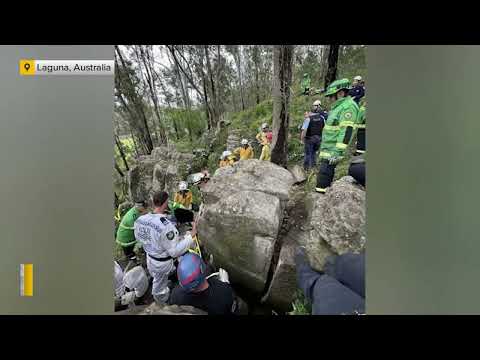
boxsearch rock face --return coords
[304,176,366,272]
[262,176,366,311]
[288,165,307,184]
[198,159,295,294]
[140,303,207,315]
[226,131,241,152]
[206,160,294,205]
[127,146,194,202]
[261,235,297,311]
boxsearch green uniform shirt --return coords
[320,96,360,159]
[357,105,366,127]
[116,207,140,247]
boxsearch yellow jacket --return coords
[233,146,254,160]
[219,158,235,168]
[173,190,193,209]
[256,132,268,145]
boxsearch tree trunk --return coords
[204,45,220,126]
[137,45,168,145]
[271,45,294,167]
[252,46,261,104]
[114,46,154,154]
[324,44,340,88]
[235,46,246,111]
[114,161,124,178]
[115,134,129,171]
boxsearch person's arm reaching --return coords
[162,225,194,258]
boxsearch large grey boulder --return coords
[261,235,297,311]
[127,147,193,203]
[205,160,294,204]
[128,159,157,202]
[262,177,366,310]
[198,160,295,294]
[305,176,366,272]
[200,190,282,293]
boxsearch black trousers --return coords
[356,128,366,154]
[348,162,365,187]
[316,160,336,191]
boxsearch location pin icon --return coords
[24,63,30,72]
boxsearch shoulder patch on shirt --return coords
[166,231,175,241]
[160,217,169,225]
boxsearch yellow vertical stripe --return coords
[21,264,33,296]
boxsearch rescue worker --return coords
[115,199,149,260]
[114,261,150,311]
[256,123,272,161]
[316,78,360,193]
[301,72,311,95]
[355,100,366,155]
[219,150,235,167]
[295,247,365,315]
[349,75,365,104]
[301,100,328,171]
[173,181,193,210]
[233,139,254,160]
[169,253,238,315]
[134,191,196,304]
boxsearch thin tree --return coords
[271,45,294,167]
[324,44,340,88]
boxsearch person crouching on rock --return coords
[233,139,254,160]
[169,253,239,315]
[173,181,193,210]
[116,199,149,261]
[134,191,197,304]
[219,150,235,167]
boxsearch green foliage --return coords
[288,289,312,315]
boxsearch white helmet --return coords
[354,75,362,81]
[261,123,268,130]
[313,100,321,106]
[178,181,188,191]
[221,150,231,159]
[241,139,249,145]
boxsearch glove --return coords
[218,268,230,283]
[121,291,136,305]
[328,156,343,165]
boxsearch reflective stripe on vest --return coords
[339,121,355,127]
[115,238,137,247]
[324,125,340,131]
[119,223,134,230]
[355,124,366,129]
[319,151,332,158]
[336,143,348,150]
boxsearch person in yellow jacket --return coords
[173,181,193,210]
[233,139,254,160]
[219,150,236,168]
[256,123,272,161]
